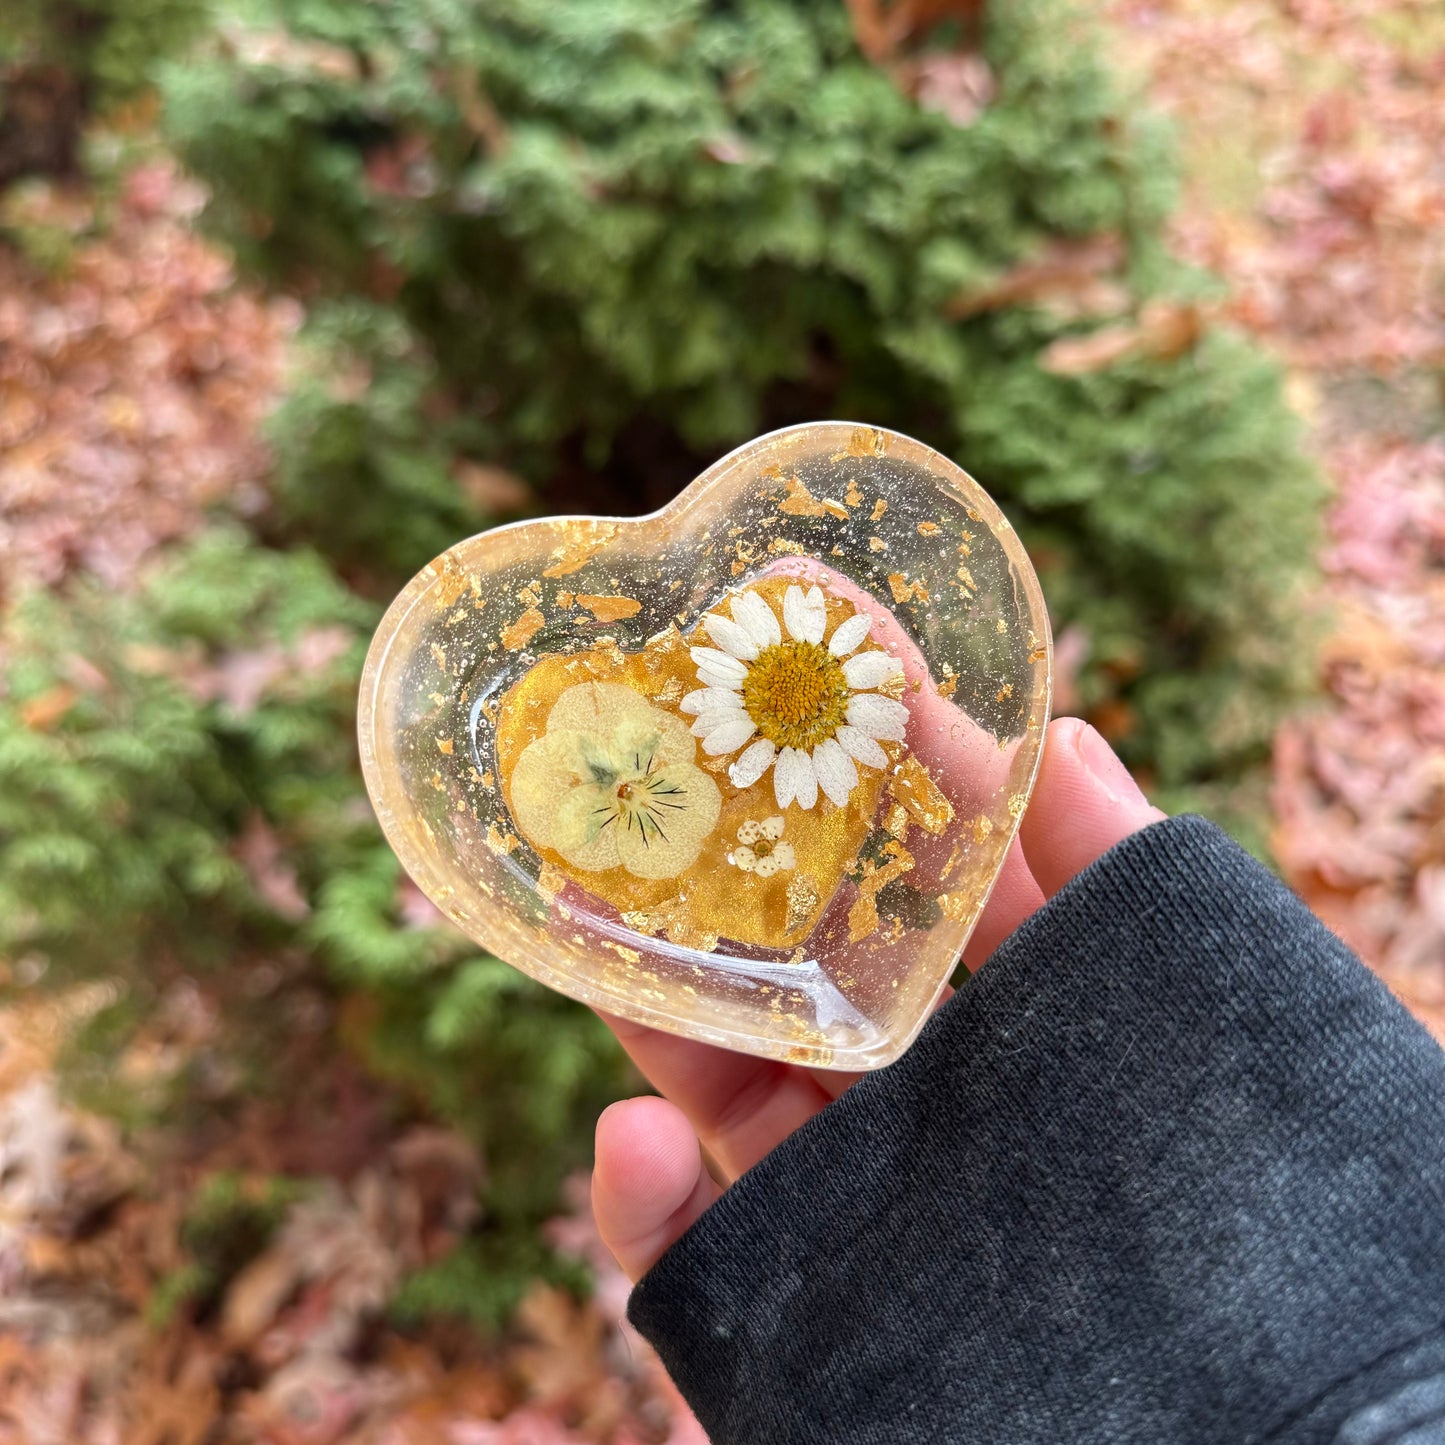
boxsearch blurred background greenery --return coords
[1,0,1438,1438]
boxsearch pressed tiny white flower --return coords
[729,815,796,879]
[680,583,908,811]
[509,682,721,880]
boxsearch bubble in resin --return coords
[358,422,1052,1070]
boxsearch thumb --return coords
[1019,716,1167,899]
[593,1096,721,1282]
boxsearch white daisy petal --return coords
[760,816,785,841]
[702,716,758,755]
[755,854,781,878]
[792,750,819,809]
[691,707,750,739]
[773,745,804,808]
[843,650,903,690]
[733,846,757,872]
[781,585,810,643]
[731,590,782,650]
[801,586,828,644]
[836,724,889,770]
[811,737,858,807]
[729,738,777,789]
[781,583,827,645]
[702,613,760,661]
[680,687,743,716]
[772,841,796,869]
[689,646,748,683]
[846,693,909,742]
[828,612,872,657]
[696,666,747,690]
[737,819,762,844]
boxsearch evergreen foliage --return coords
[0,529,370,972]
[0,530,632,1299]
[161,0,1322,810]
[0,0,206,186]
[0,0,205,104]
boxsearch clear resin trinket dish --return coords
[358,423,1051,1070]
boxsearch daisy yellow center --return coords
[741,640,849,751]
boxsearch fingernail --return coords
[1074,722,1150,807]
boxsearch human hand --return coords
[592,716,1166,1281]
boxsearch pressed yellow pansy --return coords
[508,682,721,880]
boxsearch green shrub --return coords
[0,0,207,187]
[0,529,630,1273]
[161,0,1321,811]
[262,299,494,580]
[0,0,207,106]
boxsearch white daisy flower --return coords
[680,583,908,811]
[729,815,796,878]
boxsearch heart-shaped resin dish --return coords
[359,422,1051,1070]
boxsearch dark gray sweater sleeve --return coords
[627,815,1445,1445]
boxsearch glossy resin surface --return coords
[359,423,1052,1069]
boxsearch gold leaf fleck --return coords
[997,683,1014,702]
[847,841,915,942]
[784,873,821,936]
[767,537,807,555]
[436,736,455,755]
[870,497,888,522]
[486,823,520,854]
[917,521,941,536]
[542,524,619,578]
[433,554,470,607]
[621,896,719,953]
[890,755,955,835]
[888,572,930,605]
[844,479,864,508]
[847,892,879,944]
[535,862,568,903]
[973,814,994,843]
[778,474,850,520]
[884,801,911,840]
[938,891,976,922]
[869,536,888,553]
[576,593,642,623]
[501,607,546,651]
[849,427,888,459]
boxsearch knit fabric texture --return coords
[628,815,1445,1444]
